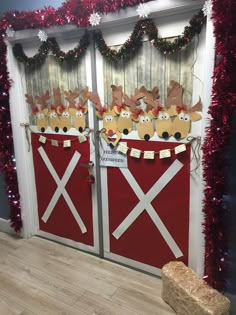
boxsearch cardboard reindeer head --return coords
[89,91,121,147]
[25,91,50,132]
[49,87,62,133]
[112,85,133,135]
[146,86,177,140]
[127,87,153,141]
[67,87,89,133]
[168,81,202,140]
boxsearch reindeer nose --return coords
[144,134,150,141]
[108,129,114,136]
[123,129,129,135]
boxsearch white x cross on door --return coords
[112,159,183,258]
[38,146,87,234]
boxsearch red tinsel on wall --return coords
[202,0,236,291]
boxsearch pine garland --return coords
[12,31,90,66]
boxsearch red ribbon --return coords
[152,103,163,116]
[132,108,144,120]
[32,107,39,115]
[176,104,187,113]
[97,106,108,116]
[116,103,126,113]
[76,104,87,113]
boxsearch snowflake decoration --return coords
[202,0,212,17]
[89,12,101,27]
[6,27,15,38]
[38,30,48,42]
[136,3,151,19]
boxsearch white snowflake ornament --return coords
[6,27,15,38]
[38,30,48,42]
[89,12,101,27]
[136,3,151,19]
[202,0,212,17]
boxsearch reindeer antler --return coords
[35,90,50,110]
[25,94,38,114]
[166,80,183,108]
[143,86,161,112]
[189,97,202,112]
[124,87,144,113]
[79,86,89,106]
[64,87,79,108]
[89,92,107,116]
[111,85,123,107]
[53,87,63,107]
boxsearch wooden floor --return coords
[0,232,175,315]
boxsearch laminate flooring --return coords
[0,232,175,315]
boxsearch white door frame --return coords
[5,0,215,275]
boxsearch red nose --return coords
[108,129,114,136]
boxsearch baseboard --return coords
[0,218,14,235]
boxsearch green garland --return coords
[12,10,205,66]
[12,31,90,66]
[94,9,206,62]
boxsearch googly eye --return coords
[158,113,164,120]
[184,114,190,121]
[164,112,170,120]
[140,116,145,123]
[121,111,126,118]
[126,112,130,118]
[76,111,83,117]
[178,112,184,120]
[105,115,113,122]
[145,116,150,123]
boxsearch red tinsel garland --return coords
[202,0,236,291]
[0,0,153,232]
[0,31,22,232]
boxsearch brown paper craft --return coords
[49,87,62,133]
[25,92,49,132]
[168,81,202,140]
[112,85,133,135]
[89,91,121,148]
[146,85,178,140]
[67,87,88,133]
[129,86,154,141]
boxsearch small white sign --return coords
[174,144,187,154]
[144,151,155,160]
[130,148,142,159]
[39,135,47,144]
[79,135,87,143]
[63,140,71,148]
[100,142,128,168]
[159,149,171,159]
[51,139,59,147]
[117,143,129,155]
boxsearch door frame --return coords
[6,0,215,276]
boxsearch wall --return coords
[0,0,63,15]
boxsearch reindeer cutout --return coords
[49,87,62,133]
[127,87,154,141]
[112,85,133,135]
[25,91,50,132]
[67,87,88,133]
[89,91,121,148]
[168,81,202,140]
[146,86,177,140]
